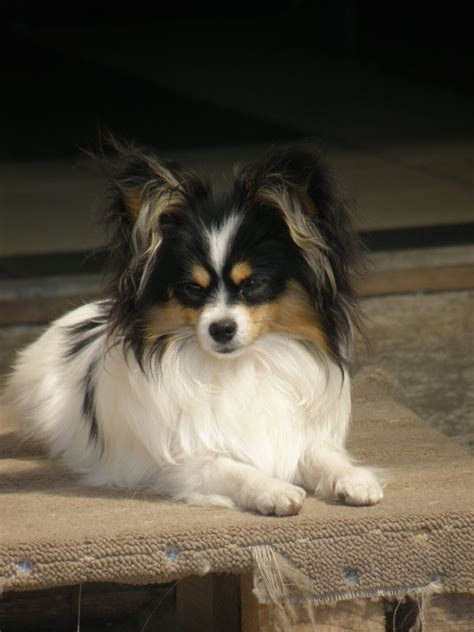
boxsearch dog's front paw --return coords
[335,468,383,506]
[255,481,306,517]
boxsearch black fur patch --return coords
[82,359,99,443]
[63,314,107,359]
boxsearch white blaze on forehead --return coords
[206,214,241,273]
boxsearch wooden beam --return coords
[423,593,473,631]
[0,294,99,325]
[176,575,215,632]
[176,574,240,632]
[240,575,261,632]
[1,265,472,325]
[240,575,386,631]
[0,582,175,631]
[357,265,474,297]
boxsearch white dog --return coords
[5,143,383,515]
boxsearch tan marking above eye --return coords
[191,265,211,288]
[230,261,253,285]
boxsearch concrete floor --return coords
[359,289,474,453]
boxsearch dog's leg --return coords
[159,456,306,516]
[301,445,384,506]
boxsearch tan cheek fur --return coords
[144,298,199,346]
[244,281,329,353]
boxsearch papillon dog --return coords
[5,142,383,516]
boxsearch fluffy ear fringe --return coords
[236,147,366,362]
[87,137,210,349]
[89,137,208,291]
[237,148,363,287]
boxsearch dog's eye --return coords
[239,277,258,297]
[184,282,204,293]
[241,277,256,289]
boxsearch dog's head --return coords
[99,141,362,367]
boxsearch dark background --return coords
[1,0,473,273]
[2,1,473,159]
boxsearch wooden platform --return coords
[1,370,473,630]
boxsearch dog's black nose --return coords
[209,319,237,343]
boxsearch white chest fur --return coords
[97,334,351,484]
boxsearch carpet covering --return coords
[1,369,472,599]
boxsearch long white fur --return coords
[5,300,383,515]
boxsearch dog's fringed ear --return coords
[94,138,208,296]
[99,139,186,250]
[236,148,360,297]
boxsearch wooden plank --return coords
[307,600,386,631]
[176,575,215,632]
[0,294,99,325]
[214,574,241,632]
[357,265,474,297]
[1,265,472,325]
[423,593,473,631]
[240,574,261,632]
[176,574,240,632]
[240,575,385,631]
